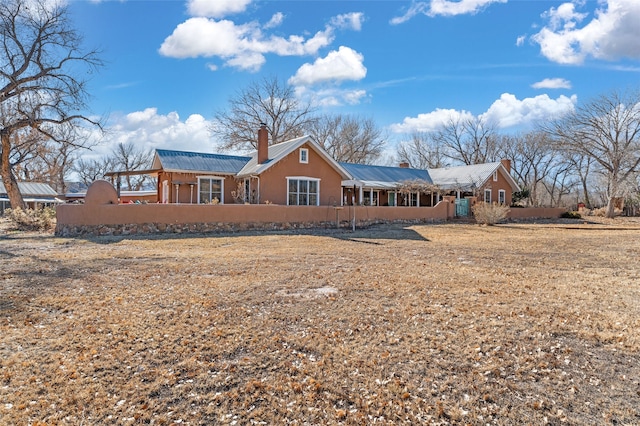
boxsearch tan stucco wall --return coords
[479,169,515,205]
[256,143,344,205]
[507,207,565,219]
[157,171,241,204]
[56,201,452,228]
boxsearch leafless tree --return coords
[73,157,114,187]
[110,142,153,190]
[498,132,559,207]
[546,89,640,218]
[435,115,499,165]
[0,0,103,209]
[396,132,449,169]
[211,76,316,152]
[306,114,385,164]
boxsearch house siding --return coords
[256,143,344,205]
[479,169,513,205]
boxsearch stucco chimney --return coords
[258,123,268,165]
[500,159,511,173]
[399,161,410,168]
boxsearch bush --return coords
[560,211,581,219]
[472,202,510,226]
[6,207,56,231]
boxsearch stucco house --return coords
[125,124,438,208]
[106,126,517,211]
[428,160,519,206]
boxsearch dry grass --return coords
[1,216,640,425]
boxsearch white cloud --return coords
[390,93,577,133]
[289,46,366,86]
[532,0,640,64]
[85,108,215,160]
[264,12,284,29]
[516,35,526,47]
[160,11,361,72]
[390,109,475,133]
[330,12,365,31]
[391,0,506,23]
[293,86,369,108]
[480,93,577,128]
[187,0,251,18]
[531,78,572,89]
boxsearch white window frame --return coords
[498,189,506,205]
[364,190,379,206]
[484,189,492,204]
[287,177,320,206]
[493,170,498,181]
[299,148,309,164]
[197,176,225,204]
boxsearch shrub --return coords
[560,211,581,219]
[6,207,56,231]
[472,202,510,226]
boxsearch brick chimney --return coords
[257,123,268,165]
[500,159,511,173]
[399,161,410,168]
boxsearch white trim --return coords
[197,175,225,204]
[484,189,492,203]
[299,148,309,164]
[498,189,506,205]
[286,176,320,206]
[493,170,498,181]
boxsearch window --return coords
[287,178,319,205]
[484,189,492,204]
[493,171,498,181]
[299,148,309,164]
[498,189,506,205]
[363,191,379,206]
[198,177,224,204]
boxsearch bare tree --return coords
[212,76,316,151]
[73,157,114,187]
[0,0,103,209]
[396,132,449,169]
[109,142,153,190]
[498,132,559,207]
[436,115,498,165]
[306,114,385,164]
[546,89,640,218]
[15,137,78,193]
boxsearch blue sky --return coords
[69,0,640,161]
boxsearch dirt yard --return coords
[1,217,640,425]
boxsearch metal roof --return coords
[428,162,519,191]
[340,163,432,189]
[153,149,251,174]
[0,180,59,197]
[237,136,351,179]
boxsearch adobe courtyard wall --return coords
[55,202,451,236]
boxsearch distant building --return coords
[0,180,63,215]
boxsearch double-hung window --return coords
[287,177,319,206]
[498,189,506,205]
[198,177,224,204]
[484,189,492,204]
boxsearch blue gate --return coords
[455,198,470,216]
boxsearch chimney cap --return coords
[259,122,267,127]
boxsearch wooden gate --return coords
[455,198,470,216]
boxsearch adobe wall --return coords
[55,202,451,236]
[507,207,565,219]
